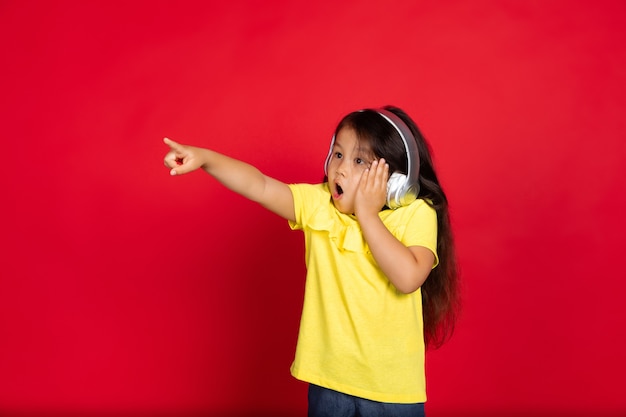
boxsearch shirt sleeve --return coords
[287,183,329,230]
[395,200,439,268]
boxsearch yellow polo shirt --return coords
[287,183,438,404]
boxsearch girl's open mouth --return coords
[332,183,344,200]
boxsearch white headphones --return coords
[324,109,420,209]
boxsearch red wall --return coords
[2,1,625,416]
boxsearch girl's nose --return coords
[335,159,347,176]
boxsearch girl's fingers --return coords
[163,137,193,175]
[369,159,389,186]
[356,159,389,214]
[360,159,389,193]
[163,150,176,166]
[163,137,182,151]
[377,159,389,182]
[361,162,375,187]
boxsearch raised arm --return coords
[163,138,295,221]
[354,159,434,294]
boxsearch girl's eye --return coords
[335,152,343,159]
[355,158,364,165]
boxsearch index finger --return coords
[163,137,183,151]
[376,158,389,180]
[369,159,389,184]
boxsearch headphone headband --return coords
[374,109,420,192]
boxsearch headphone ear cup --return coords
[386,172,408,209]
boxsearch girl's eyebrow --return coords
[334,139,373,158]
[356,147,375,160]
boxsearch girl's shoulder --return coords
[288,182,330,201]
[380,198,437,224]
[287,182,336,231]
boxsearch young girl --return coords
[163,106,459,417]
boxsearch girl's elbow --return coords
[394,273,428,294]
[396,284,420,294]
[394,279,423,294]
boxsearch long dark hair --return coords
[334,105,461,349]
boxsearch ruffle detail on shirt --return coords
[305,205,371,253]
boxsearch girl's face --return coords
[326,127,376,214]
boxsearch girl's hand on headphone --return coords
[163,137,206,176]
[354,158,389,218]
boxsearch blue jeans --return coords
[308,384,426,417]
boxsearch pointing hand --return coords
[163,137,205,176]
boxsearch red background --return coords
[1,1,625,416]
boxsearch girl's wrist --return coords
[355,209,381,225]
[199,148,212,171]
